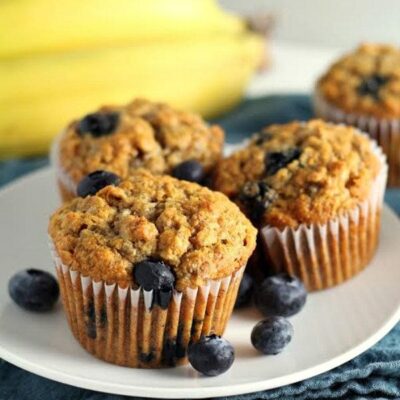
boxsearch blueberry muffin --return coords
[48,170,256,368]
[213,120,387,290]
[314,43,400,186]
[52,98,224,201]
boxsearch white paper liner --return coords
[260,131,388,291]
[48,240,244,368]
[50,130,79,200]
[314,89,400,187]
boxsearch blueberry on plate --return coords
[171,160,205,183]
[77,112,119,137]
[255,273,307,317]
[133,260,175,309]
[8,269,59,312]
[77,170,120,197]
[251,316,293,355]
[188,334,234,376]
[234,272,254,308]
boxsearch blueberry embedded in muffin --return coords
[357,74,390,100]
[238,181,277,223]
[77,170,121,197]
[133,259,175,309]
[264,148,301,176]
[171,160,205,183]
[77,112,120,137]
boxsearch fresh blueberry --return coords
[235,272,254,308]
[77,112,119,137]
[255,273,307,317]
[188,334,234,376]
[133,260,175,309]
[251,316,293,355]
[238,181,277,222]
[358,74,389,99]
[171,160,205,183]
[8,269,59,312]
[77,170,120,197]
[265,148,301,176]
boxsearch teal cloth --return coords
[1,95,399,400]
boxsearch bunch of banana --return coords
[0,0,266,157]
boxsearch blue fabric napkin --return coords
[1,95,399,400]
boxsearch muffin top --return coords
[212,120,383,229]
[56,98,224,186]
[317,43,400,118]
[49,171,256,290]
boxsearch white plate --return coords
[1,167,400,399]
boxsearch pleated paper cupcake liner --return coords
[314,90,400,187]
[50,131,79,202]
[49,241,244,368]
[260,134,388,292]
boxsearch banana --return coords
[0,0,266,157]
[0,0,244,58]
[0,32,264,157]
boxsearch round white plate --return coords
[1,167,400,399]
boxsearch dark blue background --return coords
[1,95,399,400]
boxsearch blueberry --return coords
[77,170,120,197]
[77,112,119,137]
[255,273,307,317]
[358,74,389,99]
[162,338,186,366]
[85,301,107,339]
[171,160,205,183]
[234,272,254,308]
[251,316,293,355]
[140,352,155,363]
[188,334,234,376]
[265,148,301,176]
[253,131,273,145]
[8,269,59,312]
[133,260,175,309]
[238,181,277,222]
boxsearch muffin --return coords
[314,43,400,187]
[213,120,387,291]
[51,98,224,201]
[48,170,256,368]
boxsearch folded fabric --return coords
[0,95,399,400]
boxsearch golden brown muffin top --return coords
[213,120,383,229]
[49,171,257,290]
[57,98,224,185]
[317,43,400,118]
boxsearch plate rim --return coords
[0,166,399,399]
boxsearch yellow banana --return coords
[0,0,244,58]
[0,0,266,157]
[0,32,264,157]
